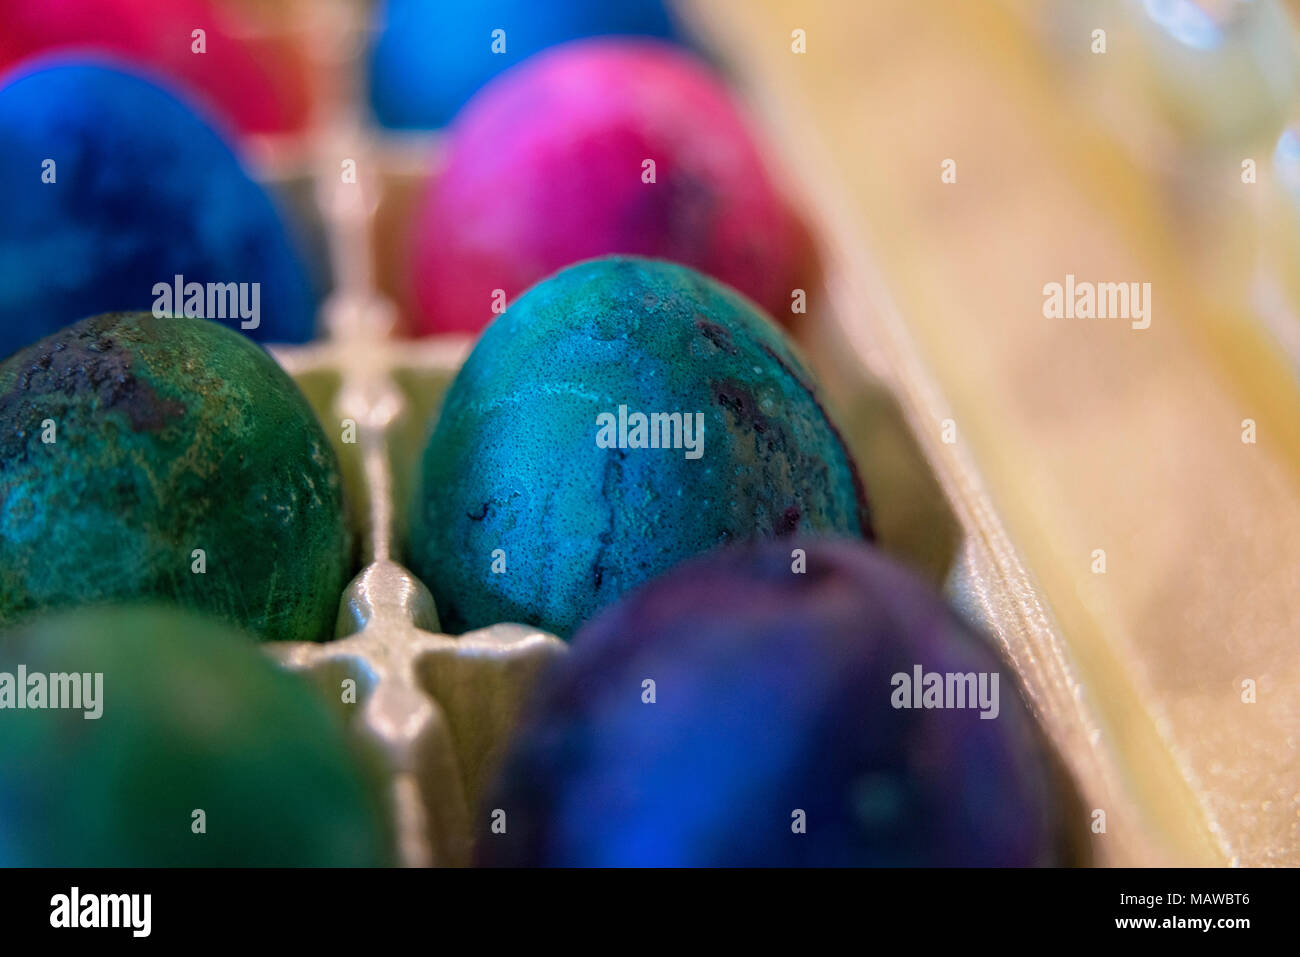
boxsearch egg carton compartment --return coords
[266,327,564,868]
[228,0,1230,867]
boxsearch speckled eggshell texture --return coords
[0,313,350,642]
[407,256,869,639]
[479,538,1060,867]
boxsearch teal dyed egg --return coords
[0,313,351,642]
[0,606,393,866]
[408,257,870,638]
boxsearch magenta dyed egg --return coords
[411,39,810,334]
[0,0,312,136]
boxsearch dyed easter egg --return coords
[0,313,350,643]
[0,62,317,358]
[410,39,809,334]
[407,257,868,639]
[368,0,681,129]
[479,538,1060,867]
[0,606,392,866]
[0,0,312,135]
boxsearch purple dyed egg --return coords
[479,538,1062,866]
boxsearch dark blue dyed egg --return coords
[368,0,683,129]
[479,538,1060,866]
[407,257,870,639]
[0,61,317,357]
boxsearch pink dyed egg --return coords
[0,0,311,135]
[411,39,810,334]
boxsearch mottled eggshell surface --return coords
[0,313,350,643]
[479,538,1060,867]
[408,257,869,639]
[411,39,810,333]
[0,62,318,358]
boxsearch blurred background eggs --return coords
[0,61,319,355]
[0,0,312,136]
[367,0,684,129]
[409,38,811,334]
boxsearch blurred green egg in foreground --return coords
[0,313,350,642]
[0,606,393,866]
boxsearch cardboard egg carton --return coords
[242,0,1211,867]
[266,325,567,868]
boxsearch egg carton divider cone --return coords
[257,0,567,869]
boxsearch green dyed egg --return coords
[0,313,349,642]
[0,606,393,866]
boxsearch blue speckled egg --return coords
[367,0,683,129]
[478,538,1061,866]
[0,61,317,357]
[407,256,870,639]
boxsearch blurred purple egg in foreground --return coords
[480,538,1062,866]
